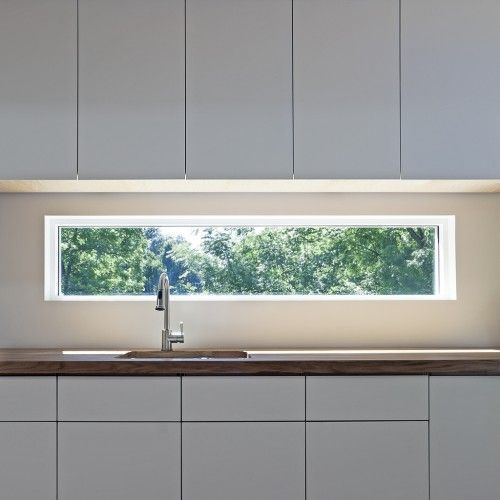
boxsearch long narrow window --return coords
[45,216,456,300]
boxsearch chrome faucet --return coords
[155,272,184,351]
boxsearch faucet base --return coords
[161,329,185,352]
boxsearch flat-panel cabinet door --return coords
[430,377,500,500]
[0,0,76,180]
[182,376,305,421]
[307,422,428,500]
[294,0,400,179]
[0,423,56,500]
[0,376,57,421]
[183,423,305,500]
[402,0,500,178]
[186,0,293,179]
[59,423,181,500]
[78,0,185,179]
[58,376,181,421]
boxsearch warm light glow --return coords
[1,179,500,193]
[247,349,500,355]
[61,349,500,357]
[62,350,128,355]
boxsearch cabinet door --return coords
[402,0,500,178]
[0,0,76,180]
[186,0,292,179]
[0,423,56,500]
[59,423,181,500]
[294,0,400,179]
[430,377,500,500]
[183,422,305,500]
[78,0,185,179]
[307,422,428,500]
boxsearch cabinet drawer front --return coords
[307,376,428,421]
[58,377,180,421]
[182,376,305,421]
[0,377,56,421]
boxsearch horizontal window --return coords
[44,216,456,301]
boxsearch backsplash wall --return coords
[0,192,499,349]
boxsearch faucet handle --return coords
[179,321,184,334]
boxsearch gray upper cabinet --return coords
[402,0,500,179]
[430,377,500,500]
[0,0,76,180]
[78,0,185,179]
[186,0,293,179]
[293,0,400,179]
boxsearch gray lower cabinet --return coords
[0,376,57,421]
[0,0,77,180]
[78,0,185,179]
[182,376,305,421]
[293,0,400,179]
[0,423,57,500]
[402,0,500,179]
[58,376,181,421]
[307,421,428,500]
[182,422,305,500]
[186,0,293,179]
[58,422,181,500]
[0,377,57,499]
[306,375,429,421]
[430,376,500,500]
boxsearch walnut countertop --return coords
[1,349,500,375]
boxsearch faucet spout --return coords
[155,272,169,312]
[155,272,184,352]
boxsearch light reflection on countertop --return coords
[62,350,128,355]
[246,348,500,359]
[60,348,500,359]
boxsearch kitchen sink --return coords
[117,350,248,359]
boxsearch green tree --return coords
[142,228,206,295]
[197,226,435,295]
[60,227,153,295]
[60,225,436,296]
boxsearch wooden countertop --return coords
[2,349,500,375]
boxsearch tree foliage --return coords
[60,226,436,296]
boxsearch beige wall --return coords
[0,192,499,349]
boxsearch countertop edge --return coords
[2,358,500,376]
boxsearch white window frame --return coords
[44,215,456,301]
